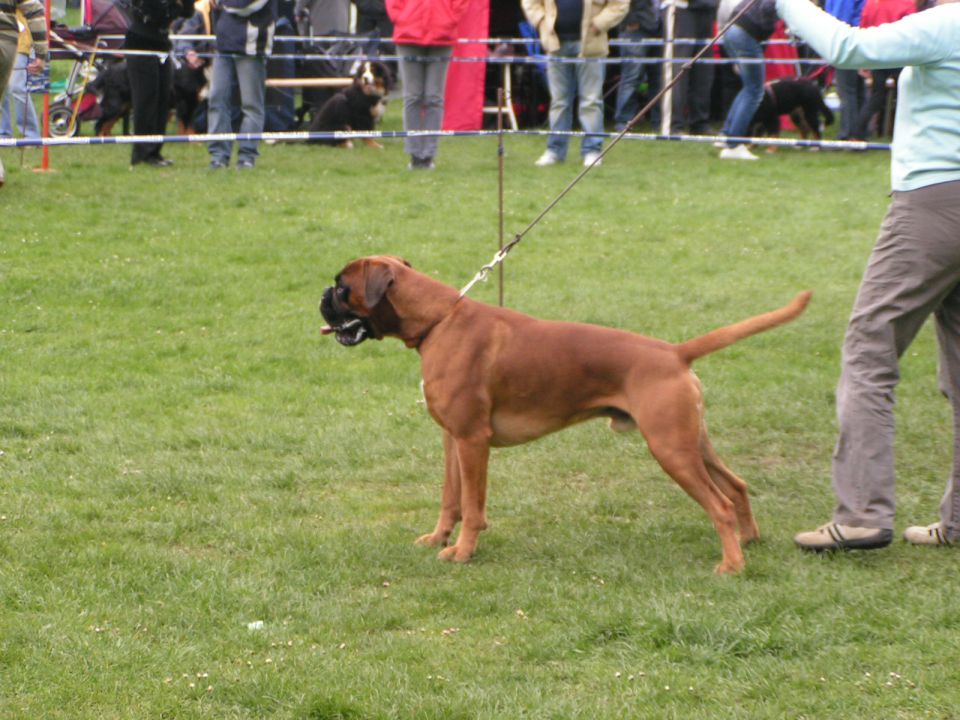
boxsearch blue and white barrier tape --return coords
[0,129,892,151]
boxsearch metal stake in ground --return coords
[497,87,506,307]
[458,0,763,298]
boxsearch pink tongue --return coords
[321,326,335,335]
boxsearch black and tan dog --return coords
[320,256,811,574]
[307,60,393,149]
[86,57,209,136]
[750,77,834,141]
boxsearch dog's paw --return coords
[740,524,761,545]
[415,532,449,547]
[713,558,745,575]
[437,545,473,563]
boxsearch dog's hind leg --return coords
[416,430,462,548]
[699,426,760,544]
[631,377,745,574]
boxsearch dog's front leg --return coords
[437,435,489,563]
[415,431,461,548]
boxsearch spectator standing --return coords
[125,0,193,168]
[613,0,662,131]
[386,0,470,170]
[522,0,629,167]
[663,0,717,135]
[824,0,867,139]
[294,0,348,36]
[356,0,392,38]
[0,12,41,139]
[717,0,778,160]
[777,0,960,551]
[853,0,916,139]
[206,0,278,170]
[0,0,46,188]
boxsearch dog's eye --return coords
[337,286,350,302]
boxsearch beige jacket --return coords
[521,0,629,57]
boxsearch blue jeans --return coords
[613,29,661,130]
[720,25,765,146]
[207,53,267,165]
[545,40,605,159]
[0,53,40,138]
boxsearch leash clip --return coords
[459,240,520,298]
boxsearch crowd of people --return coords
[0,0,925,175]
[523,0,927,165]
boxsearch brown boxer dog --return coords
[320,256,811,574]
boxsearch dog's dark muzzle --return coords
[320,286,372,347]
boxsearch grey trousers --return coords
[833,180,960,540]
[396,44,453,161]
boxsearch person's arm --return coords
[777,0,957,68]
[521,0,547,30]
[384,0,402,22]
[15,0,47,61]
[591,0,630,32]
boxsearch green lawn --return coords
[3,117,958,718]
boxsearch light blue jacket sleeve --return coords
[776,0,958,70]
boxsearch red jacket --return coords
[859,0,915,28]
[386,0,471,46]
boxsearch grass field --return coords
[3,109,960,719]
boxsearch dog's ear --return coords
[362,261,396,309]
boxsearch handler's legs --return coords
[933,287,960,541]
[832,181,960,530]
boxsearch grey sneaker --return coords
[794,522,893,552]
[903,522,952,546]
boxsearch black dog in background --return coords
[85,58,208,136]
[750,78,834,141]
[307,60,393,148]
[87,59,131,136]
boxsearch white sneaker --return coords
[719,144,758,161]
[583,151,603,167]
[903,522,952,546]
[535,150,562,167]
[794,522,893,551]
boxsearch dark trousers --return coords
[666,7,715,133]
[126,53,172,164]
[855,68,900,139]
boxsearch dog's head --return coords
[353,60,393,97]
[320,256,409,346]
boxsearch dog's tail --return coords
[676,291,812,364]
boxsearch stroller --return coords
[47,0,131,137]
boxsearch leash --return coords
[458,0,764,298]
